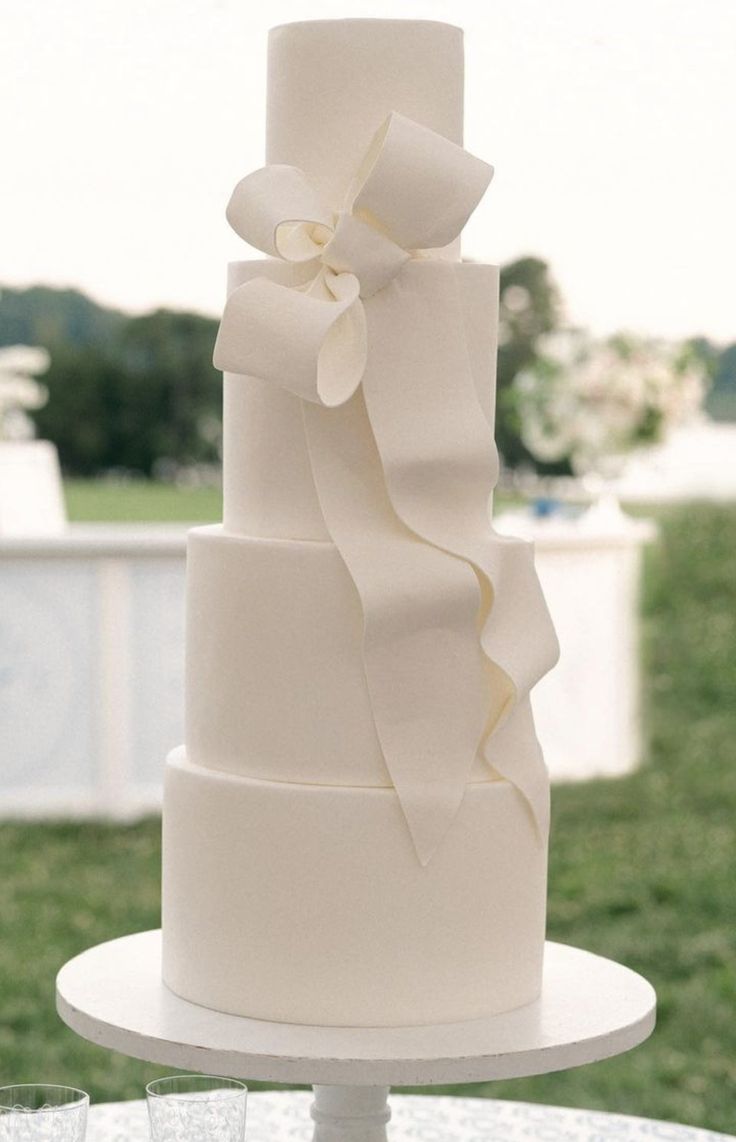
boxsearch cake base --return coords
[57,932,655,1142]
[56,930,656,1084]
[162,749,547,1027]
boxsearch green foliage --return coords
[706,341,736,422]
[0,285,123,350]
[29,345,129,475]
[496,257,565,470]
[112,308,221,476]
[0,499,735,1131]
[0,820,165,1101]
[0,285,220,477]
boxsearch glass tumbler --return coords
[0,1085,88,1142]
[146,1075,247,1142]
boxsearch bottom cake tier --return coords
[162,749,548,1027]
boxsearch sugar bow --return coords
[212,113,558,865]
[213,112,494,403]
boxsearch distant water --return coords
[613,418,736,502]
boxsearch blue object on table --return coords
[531,497,560,518]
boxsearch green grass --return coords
[63,480,517,524]
[63,478,222,523]
[1,494,735,1131]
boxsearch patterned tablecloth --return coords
[87,1091,731,1141]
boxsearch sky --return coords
[1,0,735,341]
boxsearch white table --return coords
[87,1091,732,1141]
[0,524,186,818]
[496,506,656,782]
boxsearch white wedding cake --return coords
[162,18,559,1028]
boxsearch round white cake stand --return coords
[57,930,655,1142]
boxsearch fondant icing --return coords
[163,749,546,1027]
[162,18,557,1027]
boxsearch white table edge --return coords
[86,1093,734,1142]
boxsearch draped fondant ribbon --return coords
[214,112,559,864]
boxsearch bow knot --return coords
[320,212,410,298]
[214,112,494,405]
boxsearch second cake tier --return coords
[187,524,500,786]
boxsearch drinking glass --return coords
[146,1075,247,1141]
[0,1085,88,1142]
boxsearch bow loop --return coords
[213,268,365,406]
[348,113,494,252]
[226,165,333,261]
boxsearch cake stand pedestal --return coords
[57,930,655,1142]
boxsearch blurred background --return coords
[1,0,734,1131]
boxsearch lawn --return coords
[1,488,734,1131]
[63,478,223,523]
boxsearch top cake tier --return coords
[266,20,464,211]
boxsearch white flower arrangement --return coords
[513,329,706,475]
[0,345,51,441]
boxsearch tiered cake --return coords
[162,19,559,1028]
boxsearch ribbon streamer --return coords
[214,112,559,863]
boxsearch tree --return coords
[495,257,563,469]
[0,284,123,349]
[115,309,221,475]
[696,336,736,422]
[29,308,221,477]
